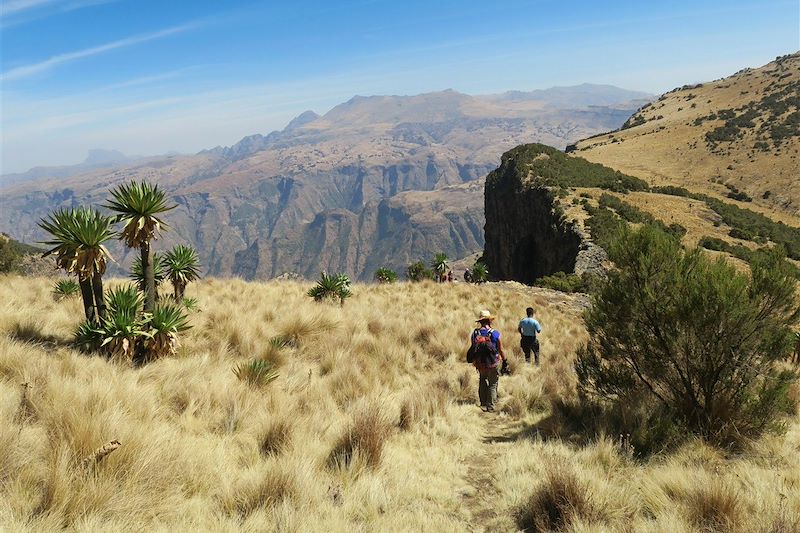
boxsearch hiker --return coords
[467,310,506,412]
[464,269,472,283]
[518,307,542,365]
[447,270,454,282]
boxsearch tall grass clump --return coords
[517,462,602,532]
[576,225,799,448]
[329,404,392,470]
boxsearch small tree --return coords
[162,244,201,301]
[406,261,432,282]
[105,181,175,313]
[576,226,798,445]
[374,267,398,284]
[39,207,115,322]
[431,252,449,282]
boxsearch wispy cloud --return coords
[1,0,118,27]
[2,22,198,80]
[1,0,57,15]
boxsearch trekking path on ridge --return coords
[459,407,521,531]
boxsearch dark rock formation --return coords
[483,144,590,284]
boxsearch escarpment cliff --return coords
[483,144,607,283]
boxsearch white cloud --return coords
[1,0,57,15]
[2,22,197,80]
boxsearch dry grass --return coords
[0,274,798,531]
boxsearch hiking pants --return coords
[521,335,540,364]
[478,367,500,408]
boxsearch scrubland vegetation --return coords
[2,266,799,531]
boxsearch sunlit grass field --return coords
[1,275,798,531]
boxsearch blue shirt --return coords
[518,317,541,337]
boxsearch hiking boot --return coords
[486,405,495,412]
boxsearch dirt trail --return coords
[460,410,519,531]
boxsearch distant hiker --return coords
[447,270,454,283]
[518,307,542,365]
[466,310,506,412]
[464,269,473,283]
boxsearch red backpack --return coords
[467,328,499,369]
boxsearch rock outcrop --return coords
[483,144,605,283]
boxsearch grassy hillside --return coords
[1,276,798,531]
[574,52,800,224]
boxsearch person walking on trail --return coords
[518,307,542,365]
[467,310,506,412]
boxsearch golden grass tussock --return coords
[0,274,798,531]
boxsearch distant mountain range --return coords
[0,84,651,280]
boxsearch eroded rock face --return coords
[483,145,597,283]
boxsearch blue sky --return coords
[1,0,798,173]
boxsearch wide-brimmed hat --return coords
[475,310,495,322]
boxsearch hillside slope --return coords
[573,52,800,223]
[0,86,647,280]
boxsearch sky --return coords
[1,0,798,173]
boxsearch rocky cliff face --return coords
[483,144,605,283]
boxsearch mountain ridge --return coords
[1,84,649,280]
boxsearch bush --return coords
[373,267,398,284]
[535,271,585,293]
[406,261,432,282]
[576,226,799,446]
[0,235,21,273]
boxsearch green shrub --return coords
[576,226,798,447]
[406,261,432,282]
[535,272,585,293]
[373,267,398,284]
[0,235,21,273]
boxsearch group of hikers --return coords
[466,307,541,412]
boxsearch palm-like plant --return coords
[374,267,398,284]
[100,284,148,360]
[162,244,201,301]
[52,279,80,301]
[39,207,115,322]
[471,261,489,283]
[129,252,166,294]
[145,302,191,359]
[233,359,279,387]
[104,181,175,313]
[431,252,449,282]
[308,272,352,305]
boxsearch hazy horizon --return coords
[2,0,798,173]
